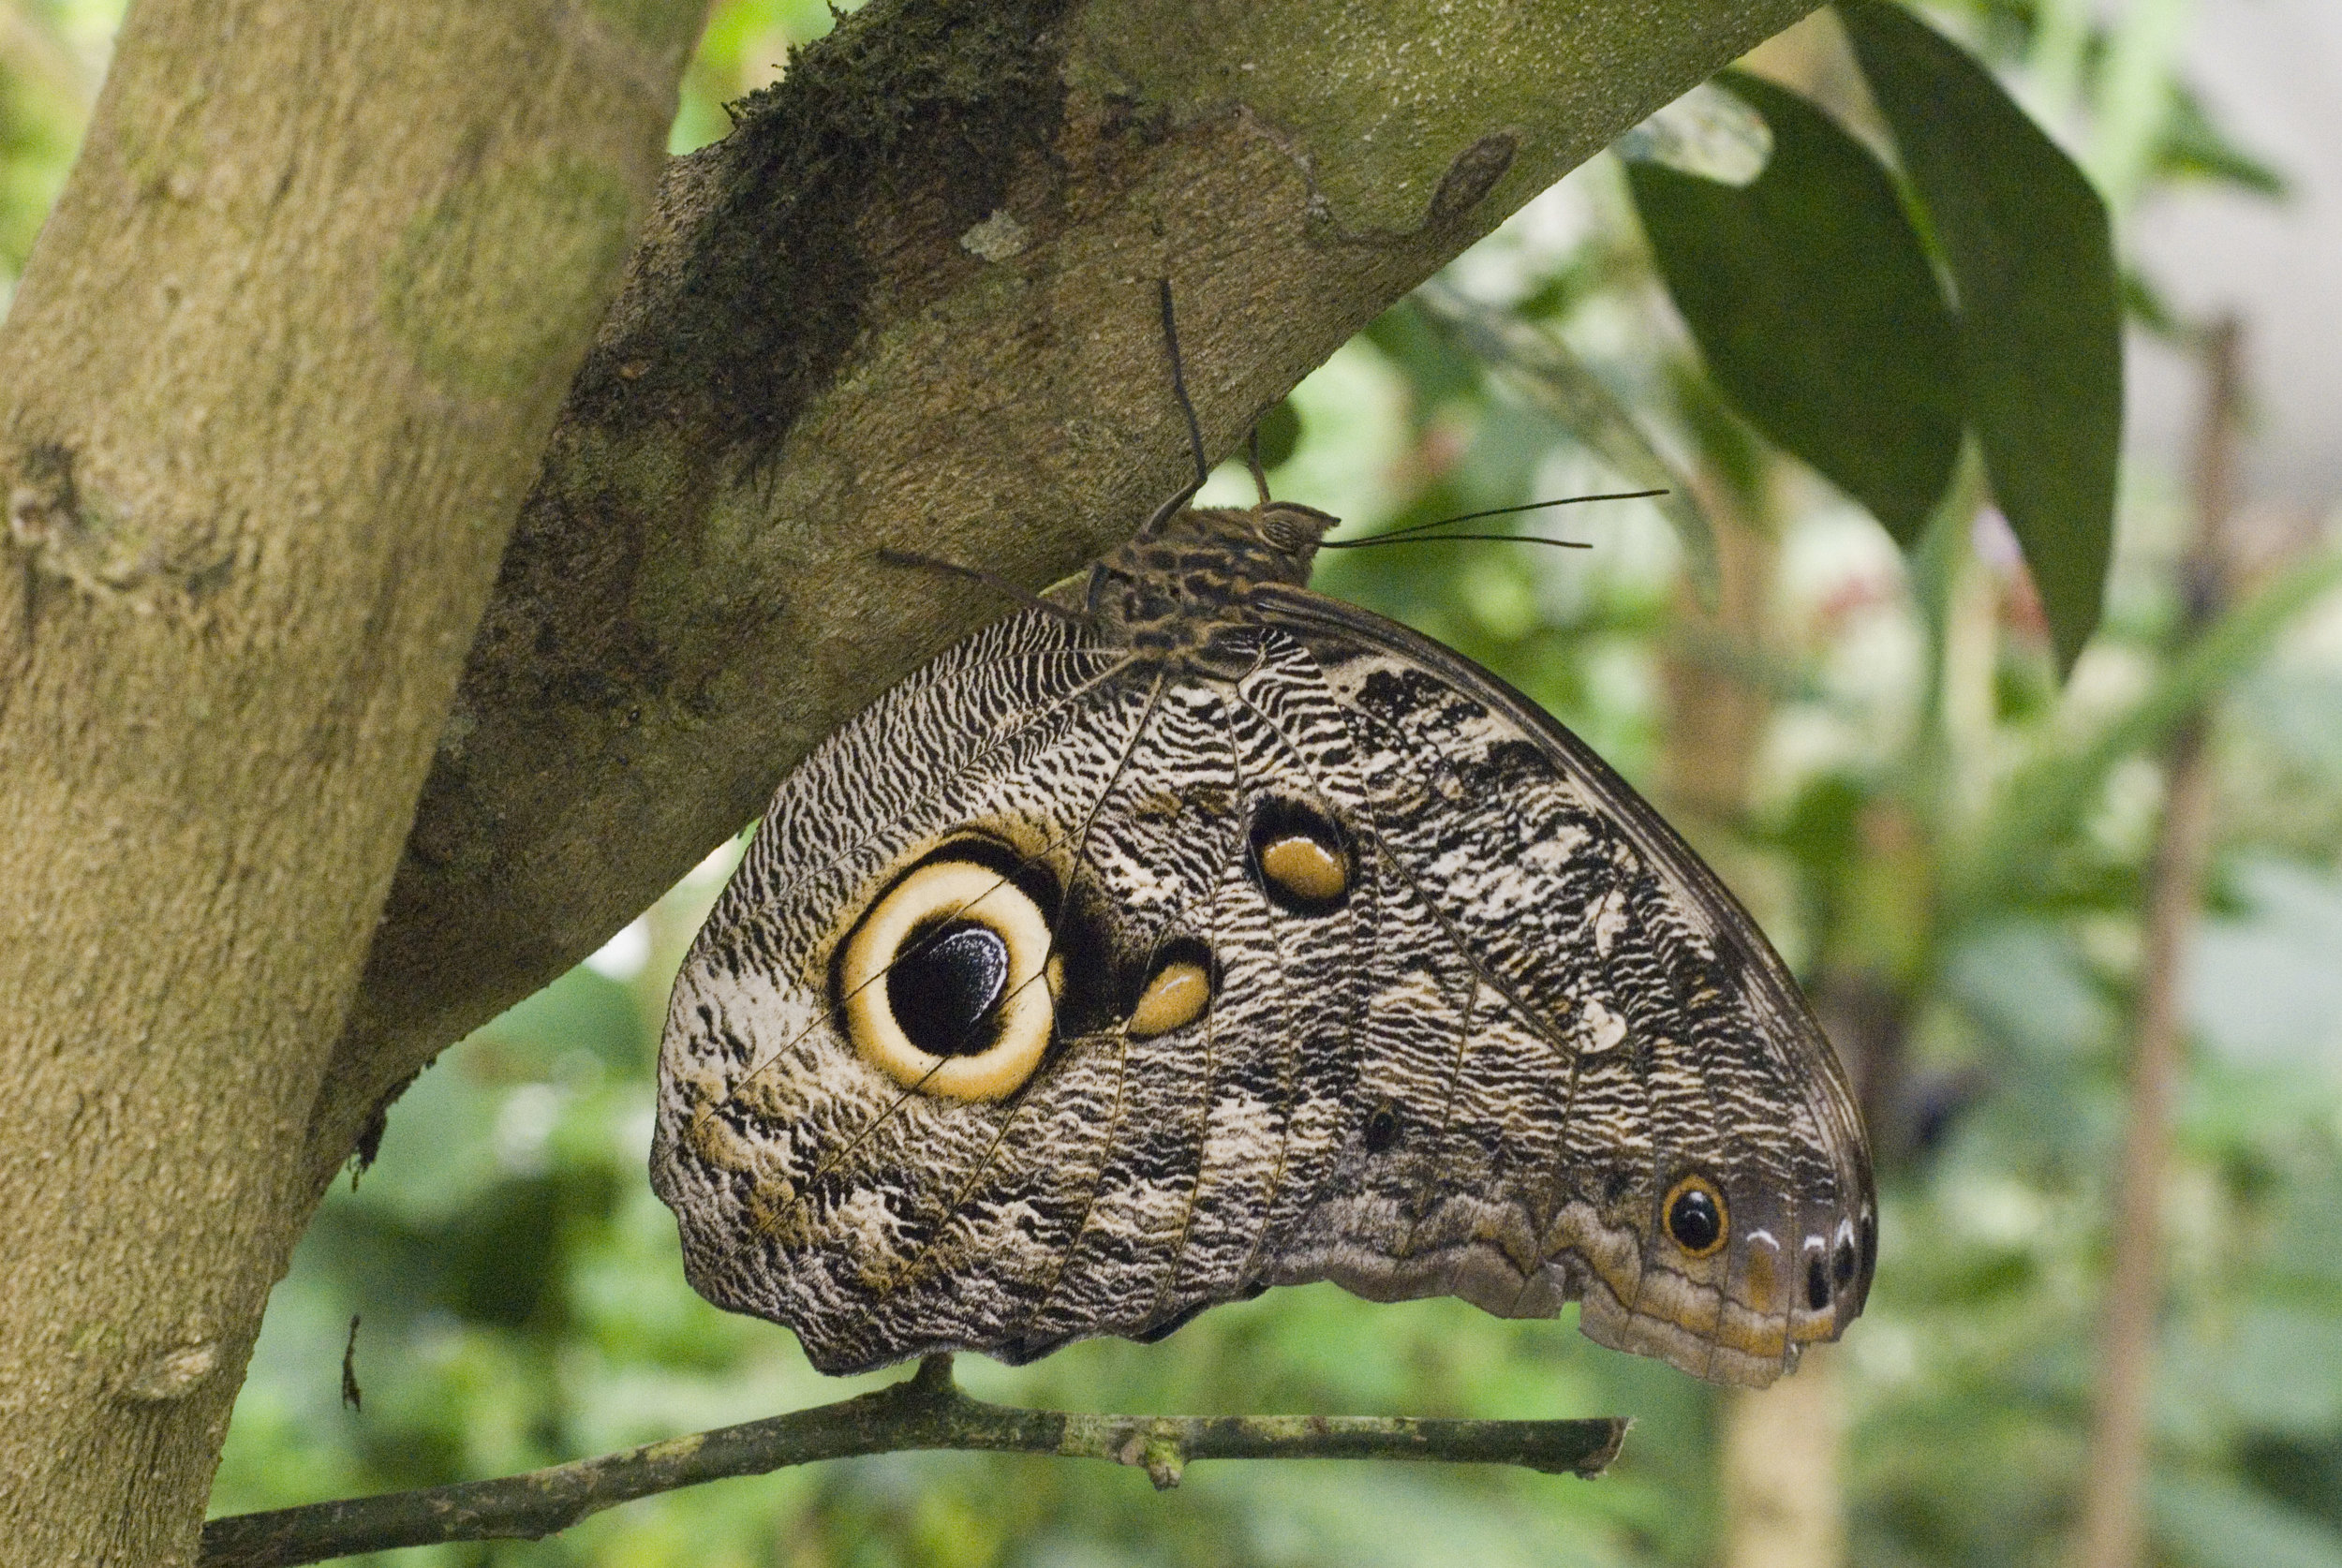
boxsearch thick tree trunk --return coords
[0,2,696,1560]
[0,0,1822,1560]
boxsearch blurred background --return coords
[8,1,2342,1563]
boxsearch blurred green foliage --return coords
[7,2,2342,1565]
[0,0,108,305]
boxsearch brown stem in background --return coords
[1721,1348,1845,1568]
[2072,318,2243,1568]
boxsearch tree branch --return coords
[303,0,1831,1199]
[199,1356,1626,1568]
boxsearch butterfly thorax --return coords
[1083,501,1341,671]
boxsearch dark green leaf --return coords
[1625,69,1962,547]
[1841,0,2124,676]
[1253,395,1303,469]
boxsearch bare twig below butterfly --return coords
[197,1355,1626,1568]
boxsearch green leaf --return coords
[2158,83,2290,198]
[1253,395,1303,469]
[1624,70,1962,547]
[1841,0,2124,676]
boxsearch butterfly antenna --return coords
[1320,533,1593,553]
[1318,487,1667,552]
[1245,426,1272,505]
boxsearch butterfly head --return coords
[1245,499,1343,576]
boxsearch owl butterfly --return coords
[652,296,1875,1390]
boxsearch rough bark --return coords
[0,1,698,1561]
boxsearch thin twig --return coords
[200,1355,1627,1568]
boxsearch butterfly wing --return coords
[652,604,1143,1370]
[654,577,1875,1388]
[1246,584,1875,1387]
[653,605,1379,1371]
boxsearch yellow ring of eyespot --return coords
[1258,833,1348,904]
[838,860,1056,1102]
[1661,1174,1730,1259]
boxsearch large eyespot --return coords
[1247,796,1354,915]
[1662,1175,1728,1258]
[837,859,1057,1102]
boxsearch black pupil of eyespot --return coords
[1364,1105,1401,1151]
[1833,1237,1856,1288]
[888,922,1009,1058]
[1667,1186,1721,1252]
[1807,1253,1831,1311]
